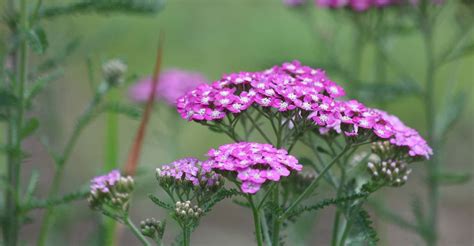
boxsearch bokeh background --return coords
[4,0,473,245]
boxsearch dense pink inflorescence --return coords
[91,170,121,193]
[129,69,208,105]
[314,0,443,11]
[157,158,220,187]
[203,142,303,193]
[315,99,433,159]
[177,60,345,122]
[176,60,432,159]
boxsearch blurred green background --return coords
[5,0,473,245]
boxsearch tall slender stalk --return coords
[3,0,28,245]
[38,85,109,245]
[103,89,120,246]
[421,11,439,246]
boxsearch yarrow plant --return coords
[85,60,433,245]
[137,60,431,246]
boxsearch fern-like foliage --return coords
[202,188,241,212]
[41,0,165,18]
[21,189,89,212]
[149,194,174,210]
[287,192,367,220]
[346,209,379,246]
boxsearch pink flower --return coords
[129,69,208,105]
[157,157,221,187]
[204,142,302,194]
[176,61,346,123]
[91,170,122,193]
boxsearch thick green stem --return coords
[125,216,151,246]
[280,145,351,220]
[4,0,28,245]
[248,196,264,246]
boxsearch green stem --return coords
[280,145,351,220]
[4,0,28,245]
[338,219,353,246]
[38,83,109,245]
[244,111,272,144]
[103,89,120,245]
[422,16,439,246]
[125,216,151,246]
[247,196,264,246]
[271,186,281,246]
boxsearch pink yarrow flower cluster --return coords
[91,170,121,193]
[315,99,433,159]
[314,0,443,11]
[176,60,431,159]
[129,69,208,105]
[177,60,345,122]
[203,142,303,194]
[157,158,220,187]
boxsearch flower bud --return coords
[102,59,127,86]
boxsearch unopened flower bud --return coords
[102,59,127,86]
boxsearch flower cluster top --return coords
[312,99,433,159]
[129,69,208,105]
[203,142,303,193]
[283,0,444,11]
[157,157,220,187]
[316,0,396,11]
[91,169,122,193]
[177,60,345,121]
[176,61,432,159]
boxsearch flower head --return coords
[156,157,222,189]
[203,142,302,194]
[88,170,134,210]
[129,69,208,105]
[177,60,345,122]
[102,59,127,86]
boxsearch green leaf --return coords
[434,91,466,141]
[21,118,39,139]
[21,189,89,212]
[287,192,367,220]
[149,194,173,210]
[26,27,48,54]
[202,188,241,212]
[435,172,471,185]
[41,0,165,18]
[346,209,379,246]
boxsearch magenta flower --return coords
[91,170,122,193]
[157,157,221,187]
[203,142,302,194]
[129,69,208,105]
[177,60,345,122]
